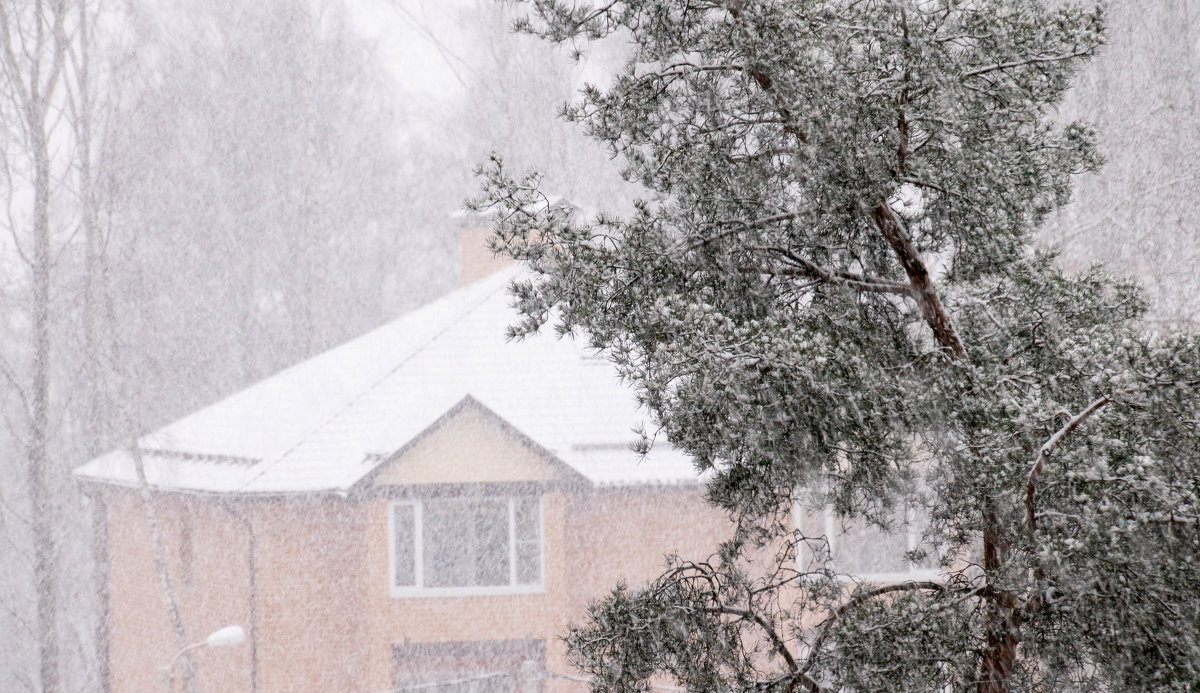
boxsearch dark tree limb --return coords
[800,581,949,679]
[1025,396,1111,536]
[760,246,914,295]
[871,202,967,358]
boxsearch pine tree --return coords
[475,1,1200,690]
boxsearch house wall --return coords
[357,403,732,691]
[355,485,730,693]
[372,405,561,486]
[251,496,368,692]
[103,488,370,693]
[563,486,730,615]
[100,452,730,693]
[461,224,514,286]
[361,491,571,691]
[104,488,254,693]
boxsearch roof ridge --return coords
[234,269,519,492]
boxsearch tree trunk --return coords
[977,502,1019,693]
[871,202,967,358]
[29,82,60,693]
[130,444,196,693]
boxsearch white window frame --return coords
[793,498,942,584]
[388,496,545,598]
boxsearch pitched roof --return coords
[73,268,701,494]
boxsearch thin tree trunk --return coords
[30,75,60,693]
[1,2,73,688]
[130,444,196,693]
[76,0,103,457]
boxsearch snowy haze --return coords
[0,0,1195,691]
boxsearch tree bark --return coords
[977,500,1019,693]
[30,55,60,693]
[1,2,73,687]
[871,203,967,358]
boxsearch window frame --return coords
[793,497,942,584]
[388,495,545,598]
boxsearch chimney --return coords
[456,195,579,286]
[459,222,514,286]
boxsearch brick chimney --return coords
[459,222,514,286]
[456,196,579,286]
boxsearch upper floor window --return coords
[795,497,939,583]
[390,496,542,597]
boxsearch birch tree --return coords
[476,1,1200,690]
[0,1,427,689]
[0,1,84,690]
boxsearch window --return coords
[390,496,542,596]
[795,497,938,582]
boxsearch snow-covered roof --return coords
[73,268,701,494]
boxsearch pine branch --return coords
[962,47,1098,79]
[760,246,913,295]
[800,581,949,679]
[1025,396,1111,536]
[871,202,966,358]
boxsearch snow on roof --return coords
[73,267,702,494]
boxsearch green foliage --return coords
[477,1,1200,690]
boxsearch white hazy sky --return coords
[345,0,487,102]
[345,0,621,103]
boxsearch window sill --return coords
[833,570,944,584]
[389,583,546,599]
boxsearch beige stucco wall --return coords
[252,497,368,691]
[100,419,732,692]
[461,225,514,286]
[564,486,732,617]
[373,405,562,486]
[105,489,254,693]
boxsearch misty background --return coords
[0,0,1195,689]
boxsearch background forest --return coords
[0,0,1195,690]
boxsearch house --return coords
[73,242,734,692]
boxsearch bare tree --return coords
[0,1,77,690]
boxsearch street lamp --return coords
[161,625,246,692]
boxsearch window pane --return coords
[393,504,416,587]
[425,498,510,588]
[515,541,540,585]
[513,497,539,542]
[905,503,938,571]
[471,501,510,586]
[834,517,910,575]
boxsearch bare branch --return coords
[698,604,831,692]
[962,47,1098,79]
[801,581,949,678]
[130,443,198,693]
[871,202,966,357]
[1025,396,1110,536]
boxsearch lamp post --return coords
[160,625,246,693]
